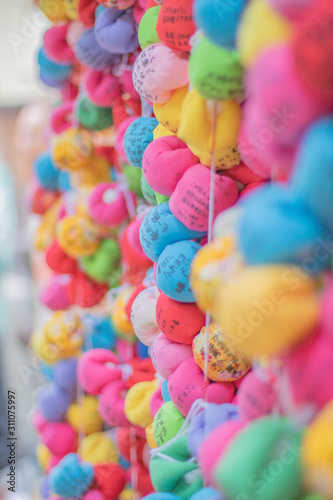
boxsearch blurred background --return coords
[0,2,57,497]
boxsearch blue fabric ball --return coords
[38,48,72,81]
[142,494,181,500]
[34,151,59,191]
[156,240,201,303]
[193,0,246,49]
[190,487,224,500]
[49,453,94,499]
[290,117,333,234]
[162,379,171,403]
[124,117,158,168]
[58,170,71,192]
[140,203,205,262]
[82,314,116,351]
[137,340,150,359]
[239,184,328,273]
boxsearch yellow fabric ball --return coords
[214,265,320,359]
[119,488,135,500]
[70,155,111,188]
[31,330,61,364]
[302,401,333,499]
[36,443,51,471]
[178,89,242,170]
[124,379,159,428]
[57,214,100,258]
[112,288,136,336]
[193,323,250,381]
[191,235,240,312]
[146,422,158,449]
[153,123,177,140]
[53,128,94,171]
[64,0,79,19]
[237,0,292,67]
[67,396,104,435]
[39,0,69,21]
[154,86,188,134]
[34,199,61,251]
[80,432,118,464]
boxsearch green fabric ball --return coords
[189,36,244,101]
[150,434,203,500]
[213,417,304,500]
[123,164,143,197]
[80,239,121,283]
[153,401,185,446]
[77,95,113,130]
[155,192,170,205]
[141,174,157,205]
[138,6,162,50]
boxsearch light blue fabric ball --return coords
[239,184,328,273]
[156,240,201,303]
[124,117,158,168]
[290,117,333,234]
[34,151,59,191]
[49,453,94,499]
[140,203,205,262]
[193,0,247,49]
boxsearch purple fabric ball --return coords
[74,28,121,70]
[37,384,76,422]
[94,8,139,54]
[53,358,78,391]
[188,403,239,458]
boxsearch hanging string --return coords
[203,100,218,387]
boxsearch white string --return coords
[203,100,218,386]
[150,399,207,460]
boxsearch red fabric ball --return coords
[45,239,78,274]
[125,284,147,320]
[131,463,154,495]
[156,292,205,344]
[67,270,108,307]
[223,161,264,185]
[116,428,146,464]
[78,0,98,27]
[120,225,152,286]
[293,0,333,103]
[127,357,156,387]
[31,187,60,215]
[156,0,196,52]
[94,463,126,500]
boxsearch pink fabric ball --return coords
[77,349,122,395]
[149,386,164,417]
[40,274,71,311]
[84,69,121,107]
[150,333,193,379]
[198,420,246,485]
[168,357,235,416]
[50,101,74,135]
[42,422,77,456]
[88,182,136,228]
[133,43,189,104]
[116,116,138,163]
[169,164,238,231]
[99,380,130,428]
[237,369,277,421]
[142,136,199,196]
